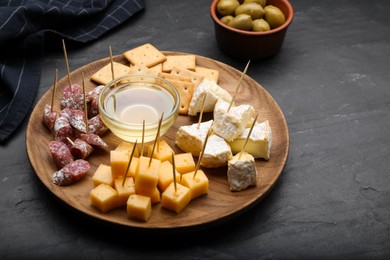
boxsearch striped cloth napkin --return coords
[0,0,145,142]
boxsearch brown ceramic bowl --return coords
[210,0,294,59]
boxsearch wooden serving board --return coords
[26,52,289,230]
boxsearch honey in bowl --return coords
[99,75,180,143]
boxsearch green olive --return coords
[217,0,240,16]
[264,5,286,29]
[235,3,265,20]
[227,14,253,31]
[220,15,234,25]
[244,0,267,8]
[252,18,270,32]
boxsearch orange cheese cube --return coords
[115,141,139,157]
[136,187,161,204]
[92,164,114,187]
[181,170,209,200]
[147,139,174,163]
[90,184,119,213]
[158,160,180,192]
[174,153,196,174]
[114,177,136,207]
[127,194,152,222]
[161,182,191,214]
[135,156,161,193]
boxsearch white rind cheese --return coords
[227,152,257,191]
[175,120,213,156]
[200,134,233,168]
[212,99,255,141]
[188,79,232,116]
[228,120,272,160]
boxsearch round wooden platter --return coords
[26,52,289,230]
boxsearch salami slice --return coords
[60,84,84,110]
[54,116,75,146]
[88,115,108,136]
[52,159,90,186]
[43,104,57,130]
[69,109,87,133]
[70,139,94,159]
[86,85,104,118]
[59,107,73,120]
[49,141,74,169]
[79,133,109,151]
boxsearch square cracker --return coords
[91,61,130,85]
[195,66,220,83]
[170,67,204,88]
[123,43,167,68]
[158,72,192,83]
[129,64,157,76]
[162,55,196,72]
[166,79,195,115]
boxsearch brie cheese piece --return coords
[175,120,213,156]
[212,99,255,141]
[188,79,232,116]
[227,152,257,192]
[200,134,233,168]
[228,120,272,160]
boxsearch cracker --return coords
[162,55,196,72]
[170,67,204,88]
[123,43,167,68]
[129,64,156,76]
[149,63,163,74]
[195,66,220,83]
[91,61,130,85]
[167,79,195,115]
[158,72,192,83]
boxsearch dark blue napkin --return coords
[0,0,145,142]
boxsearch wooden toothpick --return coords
[122,139,138,186]
[82,72,89,134]
[193,127,212,179]
[66,137,75,146]
[197,93,207,129]
[140,119,145,156]
[148,113,164,167]
[227,60,251,113]
[50,69,58,111]
[171,152,177,192]
[62,39,72,89]
[239,114,258,160]
[109,45,115,81]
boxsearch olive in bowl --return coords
[210,0,294,59]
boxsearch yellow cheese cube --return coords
[127,194,152,222]
[110,150,129,179]
[135,156,161,193]
[158,160,180,192]
[115,141,139,157]
[161,182,191,214]
[92,164,114,187]
[147,139,174,163]
[90,184,119,213]
[181,170,209,200]
[136,187,161,204]
[114,177,136,207]
[174,153,196,174]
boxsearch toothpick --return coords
[62,39,72,89]
[82,72,89,134]
[148,113,164,167]
[122,139,138,186]
[50,69,58,111]
[109,45,115,81]
[66,137,75,146]
[157,114,164,151]
[239,114,258,160]
[171,152,177,192]
[193,127,212,179]
[227,60,251,113]
[197,93,207,129]
[140,119,145,156]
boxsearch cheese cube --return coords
[136,187,161,204]
[115,141,139,157]
[161,182,191,214]
[127,194,152,222]
[135,156,161,193]
[92,164,114,187]
[158,160,180,192]
[188,79,232,116]
[114,177,136,207]
[147,139,174,163]
[174,153,196,174]
[175,120,213,156]
[181,170,209,200]
[228,120,272,160]
[90,184,119,213]
[200,134,232,168]
[110,150,129,179]
[227,152,257,191]
[212,99,255,141]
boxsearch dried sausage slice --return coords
[43,104,57,131]
[79,133,109,151]
[60,84,84,110]
[52,159,90,186]
[49,141,74,169]
[69,109,87,133]
[70,139,94,159]
[88,115,108,136]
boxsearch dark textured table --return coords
[1,0,390,258]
